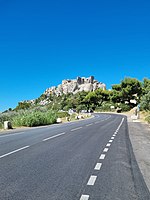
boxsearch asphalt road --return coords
[0,113,150,200]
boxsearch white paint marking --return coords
[43,132,65,141]
[94,163,102,170]
[113,134,116,137]
[103,148,109,152]
[86,123,93,127]
[99,154,105,159]
[71,127,82,132]
[109,140,113,143]
[111,137,115,139]
[106,143,111,147]
[116,118,124,132]
[80,195,89,200]
[95,121,100,124]
[0,131,25,138]
[0,146,29,159]
[87,175,97,185]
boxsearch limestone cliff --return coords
[44,76,106,96]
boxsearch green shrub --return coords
[145,113,150,124]
[0,122,3,129]
[12,110,57,127]
[140,91,150,111]
[96,102,114,112]
[56,112,70,118]
[118,103,130,112]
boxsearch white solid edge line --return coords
[71,127,82,131]
[80,194,89,200]
[0,146,29,159]
[43,132,66,141]
[99,154,105,159]
[87,175,97,185]
[94,163,102,170]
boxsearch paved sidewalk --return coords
[127,115,150,191]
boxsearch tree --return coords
[142,78,150,95]
[111,78,142,108]
[15,102,31,111]
[140,91,150,111]
[84,92,98,110]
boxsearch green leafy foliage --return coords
[12,110,57,127]
[140,91,150,111]
[145,114,150,123]
[142,78,150,95]
[111,77,142,108]
[15,102,32,111]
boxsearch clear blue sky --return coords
[0,0,150,112]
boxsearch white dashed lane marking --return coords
[0,146,30,159]
[87,175,97,185]
[111,137,115,139]
[106,143,111,147]
[94,121,100,124]
[71,127,82,132]
[109,140,113,143]
[86,123,93,127]
[80,195,89,200]
[94,163,102,170]
[43,132,66,141]
[103,148,109,152]
[99,154,105,159]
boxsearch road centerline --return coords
[0,146,30,159]
[43,132,66,141]
[86,123,93,126]
[71,127,82,132]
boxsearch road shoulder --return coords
[127,114,150,191]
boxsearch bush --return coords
[0,111,18,125]
[140,91,150,111]
[12,110,57,127]
[118,103,130,112]
[0,122,3,129]
[145,113,150,124]
[96,102,115,112]
[56,112,70,118]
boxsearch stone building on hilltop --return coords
[44,76,106,97]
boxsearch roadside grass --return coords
[139,111,150,124]
[0,109,57,128]
[0,109,91,130]
[145,112,150,124]
[12,110,57,127]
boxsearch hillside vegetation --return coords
[0,77,150,129]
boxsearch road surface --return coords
[0,113,150,200]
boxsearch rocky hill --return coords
[44,76,106,97]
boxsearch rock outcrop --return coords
[44,76,106,96]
